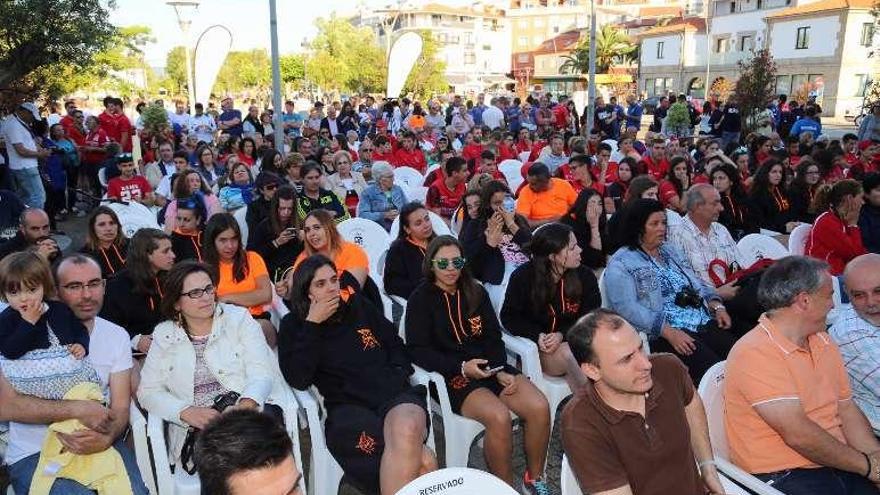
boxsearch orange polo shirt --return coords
[293,240,370,277]
[217,251,270,316]
[515,177,577,222]
[724,315,851,474]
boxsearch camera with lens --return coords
[674,286,703,309]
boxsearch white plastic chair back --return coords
[426,163,441,178]
[397,468,517,494]
[106,201,160,238]
[233,205,249,247]
[394,166,425,190]
[406,185,429,205]
[561,455,582,495]
[129,402,157,495]
[736,234,788,268]
[602,139,619,153]
[98,167,109,189]
[788,223,812,255]
[518,150,531,162]
[697,361,785,495]
[336,217,391,277]
[598,269,610,308]
[498,159,523,186]
[390,211,452,239]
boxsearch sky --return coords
[109,0,477,67]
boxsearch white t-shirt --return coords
[1,116,38,171]
[168,112,192,131]
[482,106,505,130]
[5,317,133,464]
[156,174,173,199]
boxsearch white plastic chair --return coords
[736,234,789,268]
[233,205,249,247]
[788,223,812,255]
[336,217,391,277]
[394,166,425,191]
[147,396,305,495]
[129,402,157,495]
[697,362,785,495]
[501,333,571,427]
[406,185,429,205]
[665,208,683,228]
[518,151,531,162]
[827,275,852,326]
[498,159,523,186]
[425,163,441,179]
[390,210,452,239]
[98,167,109,190]
[106,200,161,238]
[397,467,517,494]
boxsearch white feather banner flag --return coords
[386,31,423,98]
[193,25,233,105]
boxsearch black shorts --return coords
[446,375,505,414]
[324,385,428,493]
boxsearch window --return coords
[730,1,737,12]
[518,20,529,28]
[791,74,808,92]
[482,44,492,51]
[656,41,665,59]
[518,36,529,46]
[553,25,560,33]
[431,14,442,26]
[795,26,809,49]
[517,53,530,63]
[855,74,870,97]
[715,37,729,53]
[465,52,476,65]
[740,34,754,51]
[775,74,792,95]
[861,22,874,47]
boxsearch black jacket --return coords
[170,230,203,262]
[718,192,757,241]
[560,214,606,269]
[788,185,818,224]
[500,262,601,343]
[405,282,517,380]
[460,217,532,284]
[0,301,89,359]
[246,196,272,234]
[383,238,427,299]
[860,203,880,254]
[79,239,129,278]
[278,294,413,411]
[247,218,302,281]
[0,233,30,261]
[99,269,165,340]
[749,186,794,234]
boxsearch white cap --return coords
[18,102,40,120]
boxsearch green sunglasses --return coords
[432,256,467,270]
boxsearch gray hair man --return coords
[667,184,740,299]
[830,253,880,434]
[724,256,880,494]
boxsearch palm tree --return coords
[559,25,637,75]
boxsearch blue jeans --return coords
[8,439,149,495]
[756,467,879,495]
[10,167,46,209]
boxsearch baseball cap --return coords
[116,153,134,164]
[18,102,41,120]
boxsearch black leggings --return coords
[650,323,737,385]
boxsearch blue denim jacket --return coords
[604,244,720,340]
[357,184,408,231]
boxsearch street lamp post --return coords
[586,0,597,136]
[167,0,200,106]
[269,0,284,153]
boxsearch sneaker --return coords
[520,478,551,495]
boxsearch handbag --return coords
[179,391,240,475]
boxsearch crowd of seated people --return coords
[5,91,880,495]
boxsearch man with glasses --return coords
[144,140,178,190]
[0,254,149,495]
[152,151,190,208]
[353,141,375,183]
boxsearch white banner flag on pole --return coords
[193,25,233,104]
[386,31,423,98]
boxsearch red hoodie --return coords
[391,147,427,173]
[804,210,867,275]
[640,156,669,181]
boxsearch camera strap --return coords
[639,247,699,295]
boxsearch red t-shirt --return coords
[107,175,152,202]
[498,143,518,161]
[391,147,427,173]
[372,150,395,163]
[461,143,484,164]
[66,125,86,147]
[640,156,669,181]
[591,161,619,184]
[552,105,570,130]
[98,111,133,152]
[82,129,111,165]
[426,178,465,219]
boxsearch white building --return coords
[635,0,874,117]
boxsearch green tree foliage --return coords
[305,14,386,93]
[402,31,449,100]
[279,54,305,84]
[734,48,777,134]
[559,25,637,75]
[0,0,117,99]
[164,46,188,95]
[215,50,272,93]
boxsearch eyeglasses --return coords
[61,279,105,292]
[335,161,350,165]
[264,183,278,190]
[432,256,466,270]
[182,284,216,299]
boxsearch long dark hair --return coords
[85,205,126,251]
[813,179,862,213]
[750,159,788,201]
[127,228,171,295]
[397,201,435,241]
[422,236,483,314]
[711,162,747,199]
[289,254,337,320]
[270,185,298,235]
[160,260,218,320]
[567,188,606,232]
[261,148,282,175]
[618,199,665,251]
[666,156,692,197]
[203,213,249,283]
[526,223,582,314]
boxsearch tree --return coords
[279,54,305,84]
[734,48,777,134]
[164,46,188,95]
[305,14,386,93]
[402,31,449,100]
[214,50,272,93]
[0,0,116,100]
[559,25,637,75]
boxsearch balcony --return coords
[708,50,750,66]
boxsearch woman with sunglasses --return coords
[203,213,276,348]
[384,202,436,300]
[163,169,222,231]
[501,222,600,392]
[246,172,282,234]
[218,162,256,212]
[80,206,129,277]
[278,255,438,494]
[406,236,551,492]
[248,185,303,282]
[326,150,368,218]
[170,196,207,262]
[139,261,297,471]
